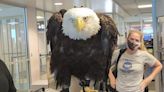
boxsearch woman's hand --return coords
[109,69,116,89]
[140,78,151,91]
[140,60,162,91]
[140,80,147,92]
[110,77,116,89]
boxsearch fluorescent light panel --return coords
[36,16,44,19]
[54,3,63,6]
[138,4,152,8]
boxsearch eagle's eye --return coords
[83,17,87,20]
[83,16,89,22]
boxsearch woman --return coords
[0,59,16,92]
[109,30,162,92]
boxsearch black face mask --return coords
[127,40,138,50]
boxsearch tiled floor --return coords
[47,80,156,92]
[37,74,157,92]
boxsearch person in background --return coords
[109,30,162,92]
[0,59,16,92]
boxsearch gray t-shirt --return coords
[111,49,157,92]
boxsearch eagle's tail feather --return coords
[55,67,71,89]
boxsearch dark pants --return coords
[108,85,118,92]
[145,86,149,92]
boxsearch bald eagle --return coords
[47,8,118,92]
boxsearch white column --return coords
[26,4,40,85]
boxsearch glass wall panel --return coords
[114,14,126,48]
[36,10,52,80]
[157,16,164,92]
[37,10,47,80]
[0,3,29,91]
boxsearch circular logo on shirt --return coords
[123,60,132,72]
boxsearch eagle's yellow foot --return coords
[80,87,98,92]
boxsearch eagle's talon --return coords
[80,87,98,92]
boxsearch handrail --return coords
[7,59,29,65]
[11,55,27,58]
[3,52,27,54]
[40,53,49,56]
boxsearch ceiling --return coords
[0,0,152,19]
[0,0,74,12]
[114,0,152,16]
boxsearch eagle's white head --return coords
[62,8,101,40]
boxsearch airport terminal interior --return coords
[0,0,164,92]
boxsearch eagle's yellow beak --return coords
[75,17,85,31]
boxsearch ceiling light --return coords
[0,8,2,11]
[36,16,44,19]
[138,4,152,8]
[54,3,63,6]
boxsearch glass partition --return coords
[0,3,29,91]
[37,10,47,80]
[157,16,164,92]
[36,10,52,80]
